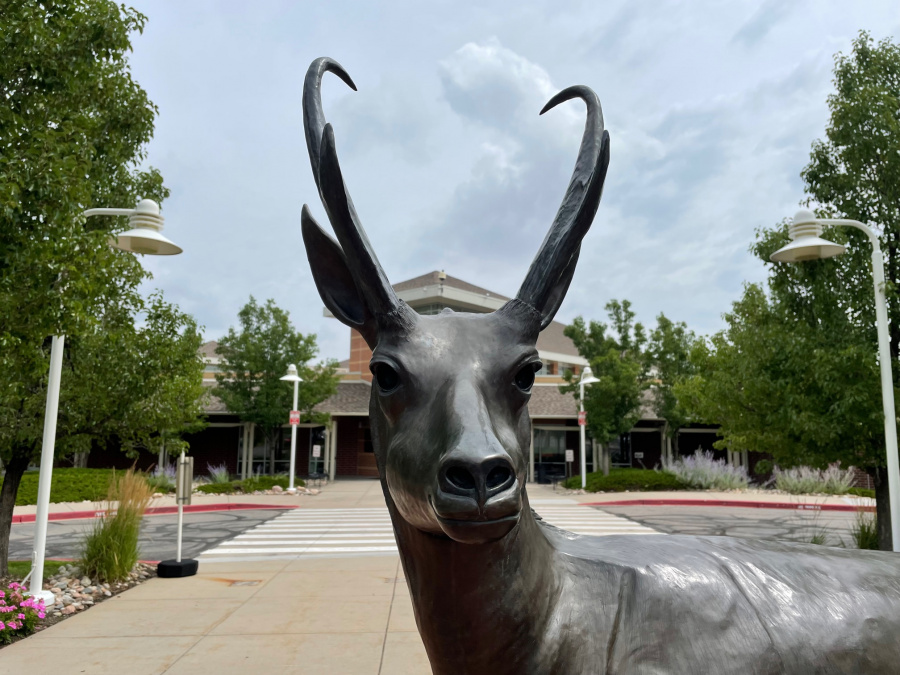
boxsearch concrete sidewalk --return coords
[3,479,430,674]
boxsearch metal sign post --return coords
[157,451,199,578]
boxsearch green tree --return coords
[0,3,178,574]
[645,314,698,443]
[563,300,647,474]
[680,32,900,550]
[215,297,340,471]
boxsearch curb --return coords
[12,503,299,524]
[583,498,875,512]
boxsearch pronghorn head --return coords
[302,57,609,544]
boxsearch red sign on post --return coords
[578,411,587,426]
[289,410,300,426]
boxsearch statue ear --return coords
[302,205,376,346]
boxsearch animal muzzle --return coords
[432,453,521,543]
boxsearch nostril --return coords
[446,466,476,491]
[486,465,512,490]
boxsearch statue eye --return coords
[514,363,538,392]
[373,363,400,393]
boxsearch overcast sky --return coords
[127,1,900,364]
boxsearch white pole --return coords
[870,247,900,552]
[288,381,299,492]
[176,451,185,563]
[579,380,587,489]
[29,334,65,605]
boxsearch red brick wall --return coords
[349,330,373,381]
[336,416,361,475]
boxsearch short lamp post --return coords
[771,209,900,552]
[29,200,181,605]
[280,364,303,493]
[579,366,600,488]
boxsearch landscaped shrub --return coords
[773,463,855,495]
[146,464,176,493]
[15,468,116,506]
[848,487,875,499]
[0,581,45,645]
[207,463,230,484]
[563,468,688,493]
[851,509,879,550]
[80,469,153,583]
[195,482,236,494]
[194,475,305,494]
[662,450,749,490]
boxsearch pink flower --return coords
[0,621,5,630]
[17,613,24,619]
[38,612,45,619]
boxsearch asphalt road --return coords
[9,502,871,566]
[600,504,865,548]
[9,509,285,563]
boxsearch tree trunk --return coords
[0,450,33,577]
[873,465,893,552]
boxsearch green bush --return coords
[194,475,306,494]
[847,487,875,499]
[563,469,688,493]
[195,482,236,494]
[80,470,152,583]
[15,468,117,506]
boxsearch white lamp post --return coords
[579,366,600,488]
[772,209,900,552]
[29,199,181,605]
[280,364,303,493]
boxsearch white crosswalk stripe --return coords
[199,503,658,562]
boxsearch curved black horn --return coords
[302,57,402,318]
[515,85,610,329]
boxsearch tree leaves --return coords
[214,297,340,451]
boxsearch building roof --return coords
[199,340,220,360]
[313,380,372,415]
[529,384,578,418]
[392,271,510,300]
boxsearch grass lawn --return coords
[15,468,116,506]
[562,468,689,492]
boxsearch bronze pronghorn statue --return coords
[300,57,900,675]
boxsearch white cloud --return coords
[126,0,900,362]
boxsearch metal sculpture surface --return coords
[300,57,900,674]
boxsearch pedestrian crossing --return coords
[198,502,659,563]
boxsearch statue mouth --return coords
[431,504,520,544]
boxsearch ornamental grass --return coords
[662,449,750,491]
[773,463,856,495]
[79,469,153,583]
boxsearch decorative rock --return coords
[272,485,283,493]
[80,576,91,586]
[61,605,76,615]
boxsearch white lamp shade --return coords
[580,365,600,386]
[106,199,183,256]
[770,209,845,263]
[111,228,182,255]
[770,236,845,263]
[280,364,303,383]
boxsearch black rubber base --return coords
[157,559,199,578]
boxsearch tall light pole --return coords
[280,364,303,493]
[579,366,600,488]
[29,199,181,605]
[771,209,900,552]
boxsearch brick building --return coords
[178,272,723,483]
